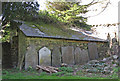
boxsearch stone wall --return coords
[23,37,109,69]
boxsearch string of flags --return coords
[91,22,120,27]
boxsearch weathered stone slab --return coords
[80,49,90,64]
[25,44,38,69]
[52,47,61,67]
[75,47,81,64]
[61,46,74,65]
[88,43,99,60]
[75,47,89,65]
[39,47,51,66]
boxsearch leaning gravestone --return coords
[25,44,38,69]
[39,47,51,66]
[52,47,61,67]
[88,43,99,60]
[61,46,74,65]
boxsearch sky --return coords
[86,0,119,25]
[37,0,120,25]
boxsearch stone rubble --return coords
[81,55,118,74]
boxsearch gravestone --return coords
[75,47,81,64]
[25,44,38,69]
[39,47,51,66]
[52,47,61,67]
[75,47,89,65]
[61,46,74,65]
[88,43,99,60]
[80,49,90,64]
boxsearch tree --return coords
[46,0,110,30]
[2,2,39,26]
[1,2,39,42]
[1,2,40,70]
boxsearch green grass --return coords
[3,73,107,79]
[2,68,117,79]
[2,67,118,79]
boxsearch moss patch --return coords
[24,21,84,39]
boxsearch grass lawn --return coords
[2,67,118,79]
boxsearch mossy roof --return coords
[15,20,108,43]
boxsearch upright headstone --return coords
[75,47,89,65]
[80,49,90,64]
[88,43,99,60]
[75,47,81,64]
[25,44,38,69]
[61,46,74,65]
[39,47,51,66]
[52,47,61,67]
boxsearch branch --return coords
[87,0,110,18]
[86,0,97,6]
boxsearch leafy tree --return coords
[2,2,39,26]
[46,0,110,30]
[1,2,39,42]
[46,2,90,30]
